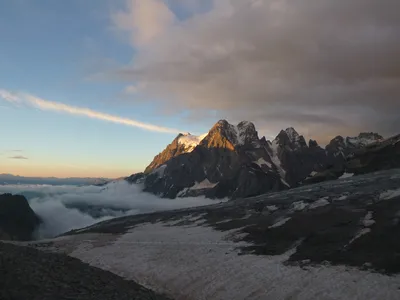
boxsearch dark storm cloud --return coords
[113,0,400,141]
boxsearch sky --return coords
[0,0,399,178]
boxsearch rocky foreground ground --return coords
[0,242,171,300]
[18,168,400,300]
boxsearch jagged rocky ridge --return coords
[128,120,393,199]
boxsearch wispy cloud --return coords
[0,90,20,104]
[9,155,28,160]
[0,89,181,134]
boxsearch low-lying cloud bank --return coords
[0,181,223,238]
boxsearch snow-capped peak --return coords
[272,127,307,149]
[177,133,208,152]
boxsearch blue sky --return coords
[0,0,211,178]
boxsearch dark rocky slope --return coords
[304,133,400,184]
[0,242,171,300]
[0,193,41,241]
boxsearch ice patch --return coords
[269,217,291,228]
[309,197,330,209]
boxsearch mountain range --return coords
[127,120,400,199]
[0,174,109,186]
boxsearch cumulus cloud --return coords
[0,182,224,238]
[112,0,400,142]
[9,155,28,160]
[0,89,181,134]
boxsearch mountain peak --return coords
[309,139,319,148]
[275,127,307,149]
[144,132,206,174]
[284,127,299,138]
[212,119,231,129]
[202,120,258,149]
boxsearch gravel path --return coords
[0,242,171,300]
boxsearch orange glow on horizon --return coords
[0,163,140,179]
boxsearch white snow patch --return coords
[42,222,400,300]
[190,179,218,190]
[348,228,371,245]
[347,212,375,246]
[379,188,400,201]
[281,179,290,187]
[176,187,189,197]
[215,218,233,224]
[266,205,279,212]
[269,141,290,187]
[233,125,244,145]
[292,201,308,211]
[337,195,348,201]
[309,197,330,209]
[178,133,207,152]
[253,157,272,168]
[339,173,354,179]
[269,217,291,228]
[363,211,376,227]
[233,121,255,146]
[347,136,381,147]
